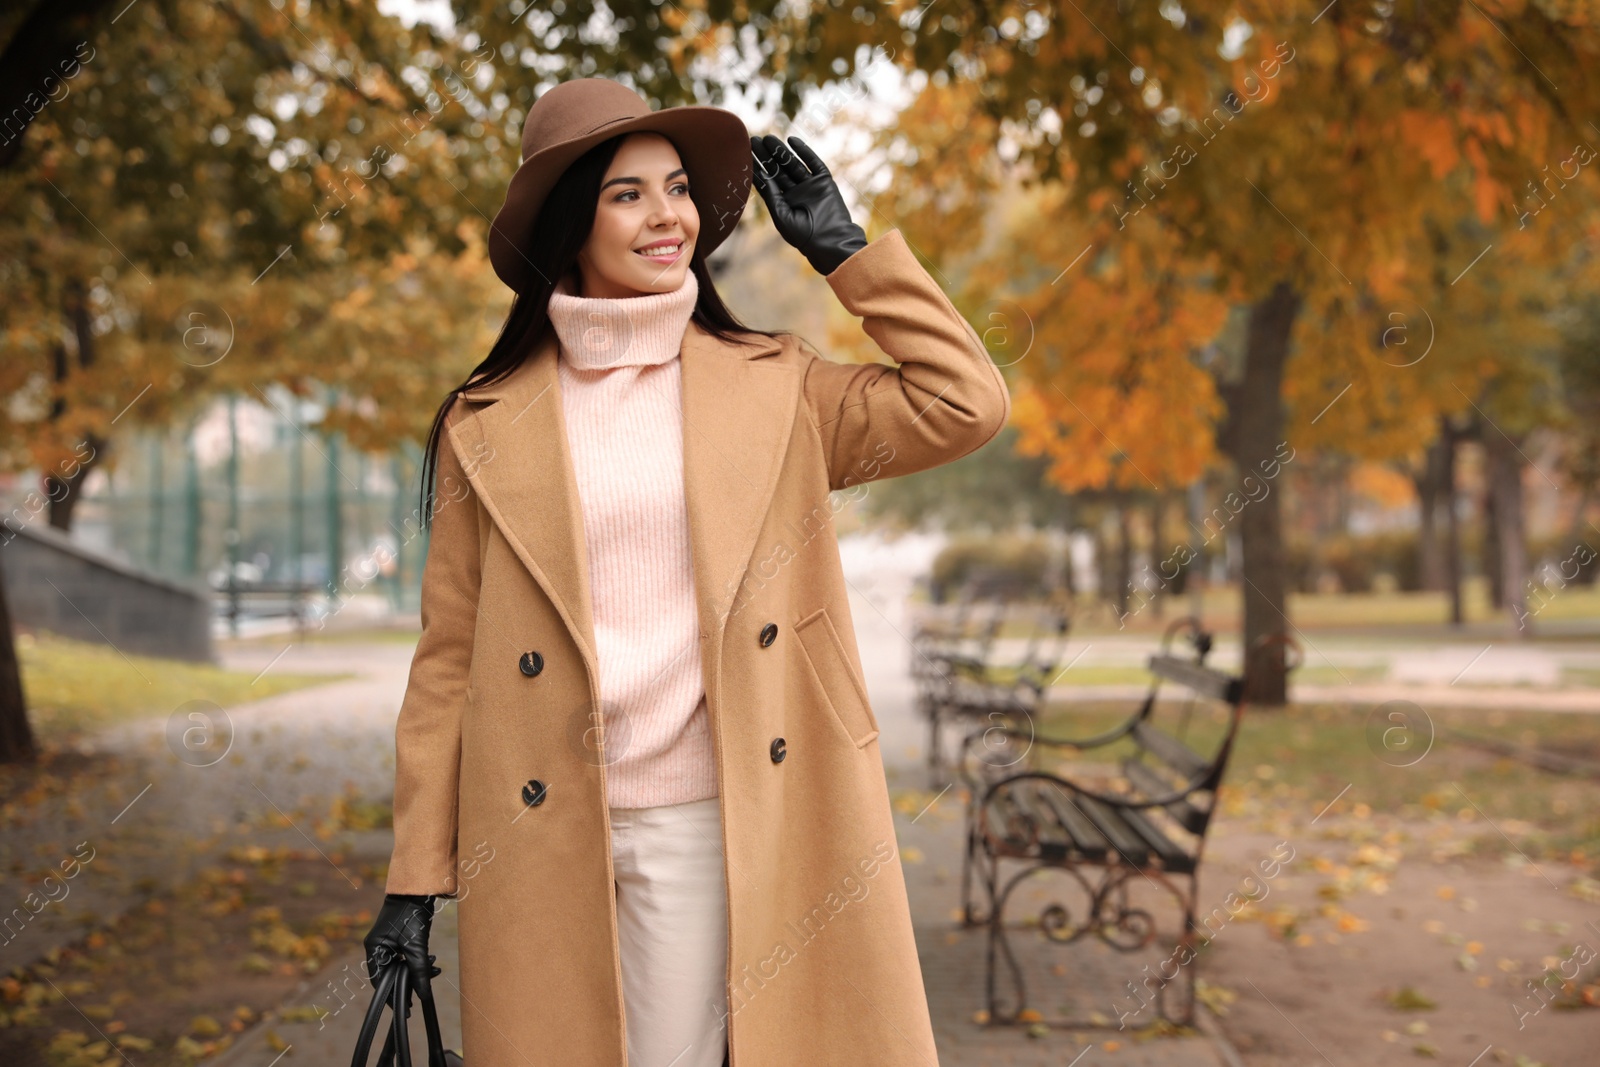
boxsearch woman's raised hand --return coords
[750,134,868,276]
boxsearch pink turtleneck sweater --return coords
[545,267,715,810]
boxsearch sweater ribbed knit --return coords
[546,267,717,810]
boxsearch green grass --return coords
[1563,666,1600,688]
[1028,698,1600,869]
[934,576,1600,639]
[961,663,1150,687]
[221,623,422,648]
[1292,664,1391,685]
[944,659,1398,690]
[17,632,346,742]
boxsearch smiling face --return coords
[573,132,700,300]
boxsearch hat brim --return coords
[488,107,752,295]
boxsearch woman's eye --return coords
[615,183,690,202]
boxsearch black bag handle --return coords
[351,956,464,1067]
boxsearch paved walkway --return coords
[0,640,414,976]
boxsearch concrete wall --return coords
[0,519,213,663]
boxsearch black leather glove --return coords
[363,893,440,996]
[750,134,868,276]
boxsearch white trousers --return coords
[609,797,730,1067]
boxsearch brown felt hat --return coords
[488,77,753,295]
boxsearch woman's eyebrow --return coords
[600,167,688,192]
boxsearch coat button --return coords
[759,623,778,647]
[770,737,786,763]
[519,651,544,677]
[521,779,547,806]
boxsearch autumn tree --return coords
[747,0,1600,699]
[0,0,792,760]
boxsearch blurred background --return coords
[0,1,1597,1064]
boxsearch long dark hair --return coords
[419,132,787,526]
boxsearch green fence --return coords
[66,392,428,623]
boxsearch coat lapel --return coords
[448,329,594,665]
[678,322,801,654]
[447,319,799,686]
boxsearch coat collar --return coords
[445,319,797,688]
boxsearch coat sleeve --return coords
[385,404,481,898]
[802,227,1011,492]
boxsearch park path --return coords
[0,640,412,978]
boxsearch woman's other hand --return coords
[750,134,868,276]
[363,893,441,992]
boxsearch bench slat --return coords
[1073,794,1151,868]
[986,785,1028,854]
[1034,783,1111,861]
[1131,720,1210,781]
[1115,804,1197,873]
[1122,759,1209,834]
[1148,653,1243,704]
[1011,782,1074,861]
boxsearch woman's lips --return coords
[634,240,686,264]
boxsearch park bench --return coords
[953,617,1301,1028]
[215,578,320,635]
[910,573,1029,684]
[911,582,1072,789]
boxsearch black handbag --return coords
[350,958,465,1067]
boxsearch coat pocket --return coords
[794,607,880,748]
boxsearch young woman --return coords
[363,77,1010,1066]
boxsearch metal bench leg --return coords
[959,805,988,927]
[984,863,1033,1025]
[1155,872,1200,1027]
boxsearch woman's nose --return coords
[644,193,680,225]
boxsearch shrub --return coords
[930,533,1055,603]
[1320,534,1375,594]
[1297,530,1422,593]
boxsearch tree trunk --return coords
[1441,417,1464,625]
[44,432,104,531]
[1333,455,1351,534]
[1220,280,1301,706]
[1484,429,1531,636]
[1482,447,1503,611]
[0,558,37,764]
[47,278,105,530]
[1416,425,1452,592]
[1158,489,1171,617]
[1114,499,1132,622]
[0,1,119,171]
[1091,522,1110,609]
[1187,480,1207,619]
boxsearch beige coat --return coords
[386,227,1011,1065]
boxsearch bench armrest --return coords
[956,710,1138,759]
[963,726,1211,812]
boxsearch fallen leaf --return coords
[1388,987,1437,1011]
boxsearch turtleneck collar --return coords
[547,268,700,370]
